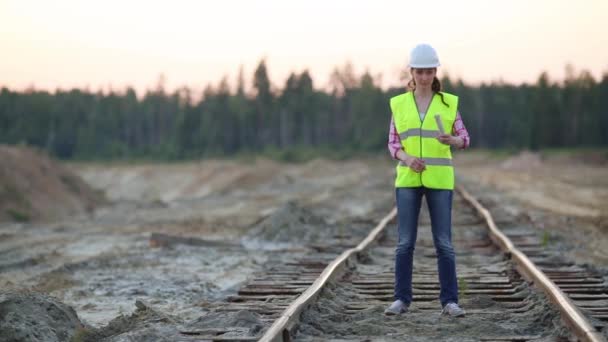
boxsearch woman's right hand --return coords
[403,155,426,173]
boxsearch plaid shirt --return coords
[388,111,470,159]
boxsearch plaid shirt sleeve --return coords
[452,111,470,149]
[388,115,402,160]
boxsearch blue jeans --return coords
[394,187,458,307]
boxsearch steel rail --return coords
[456,185,605,342]
[260,185,605,342]
[258,207,397,342]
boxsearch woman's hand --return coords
[403,155,426,173]
[437,134,463,148]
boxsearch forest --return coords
[1,60,606,161]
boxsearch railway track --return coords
[179,186,608,341]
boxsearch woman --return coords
[384,43,469,317]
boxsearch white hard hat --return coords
[408,44,440,68]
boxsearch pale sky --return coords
[2,0,607,95]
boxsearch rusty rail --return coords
[456,185,605,342]
[258,208,397,342]
[258,185,606,342]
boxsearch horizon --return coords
[2,61,605,98]
[2,0,607,95]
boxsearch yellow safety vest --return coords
[390,91,458,190]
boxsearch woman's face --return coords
[412,68,436,88]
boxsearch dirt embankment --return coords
[456,150,608,266]
[457,150,608,221]
[0,145,103,222]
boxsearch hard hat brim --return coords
[408,62,441,68]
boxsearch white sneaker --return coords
[384,299,408,315]
[442,302,465,317]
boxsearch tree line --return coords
[1,61,606,160]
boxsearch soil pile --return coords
[500,150,543,170]
[0,145,103,222]
[72,300,180,342]
[242,201,375,247]
[0,290,84,342]
[244,201,330,244]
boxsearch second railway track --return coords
[180,186,608,341]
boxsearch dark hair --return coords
[407,69,449,107]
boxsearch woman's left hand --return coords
[437,134,462,147]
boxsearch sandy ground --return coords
[0,157,395,333]
[456,150,608,267]
[1,150,606,340]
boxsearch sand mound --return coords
[244,201,329,244]
[242,201,379,248]
[500,151,543,170]
[0,290,84,342]
[0,145,103,222]
[73,300,181,342]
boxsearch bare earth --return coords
[1,150,606,341]
[456,150,608,267]
[0,157,395,331]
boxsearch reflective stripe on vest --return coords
[399,157,453,167]
[390,91,459,190]
[398,128,440,140]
